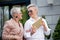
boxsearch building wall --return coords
[31,0,60,40]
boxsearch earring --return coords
[16,16,18,18]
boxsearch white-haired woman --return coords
[2,7,23,40]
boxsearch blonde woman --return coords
[2,7,23,40]
[24,4,51,40]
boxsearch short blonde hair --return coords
[10,7,21,16]
[27,4,38,9]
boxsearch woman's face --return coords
[28,7,38,18]
[17,12,23,20]
[13,11,23,20]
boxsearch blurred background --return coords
[0,0,60,40]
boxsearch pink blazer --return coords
[2,19,23,40]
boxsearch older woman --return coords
[2,7,23,40]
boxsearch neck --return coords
[13,18,19,23]
[32,15,38,20]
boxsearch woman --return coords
[2,7,23,40]
[24,4,51,40]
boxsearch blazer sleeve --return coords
[42,18,51,35]
[2,21,20,40]
[24,21,31,38]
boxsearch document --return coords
[32,18,42,30]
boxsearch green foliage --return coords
[20,6,29,26]
[52,17,60,40]
[42,15,46,19]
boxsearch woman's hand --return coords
[41,21,45,26]
[31,26,36,35]
[26,29,31,32]
[41,20,47,31]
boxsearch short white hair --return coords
[10,7,21,16]
[27,4,38,9]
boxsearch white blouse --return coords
[24,17,51,40]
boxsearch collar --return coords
[29,17,41,22]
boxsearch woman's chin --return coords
[20,17,22,20]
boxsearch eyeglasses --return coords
[28,10,32,13]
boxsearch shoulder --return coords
[39,17,46,22]
[25,19,31,24]
[3,19,14,28]
[39,17,45,20]
[24,19,32,26]
[3,20,11,29]
[4,20,11,25]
